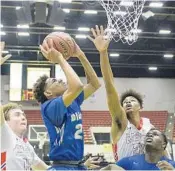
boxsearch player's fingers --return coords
[89,164,100,169]
[47,39,54,49]
[40,45,48,55]
[87,36,94,42]
[100,25,104,35]
[96,25,100,36]
[0,41,5,51]
[3,54,12,60]
[40,45,49,59]
[156,161,170,170]
[43,40,50,51]
[91,28,97,38]
[157,161,169,167]
[157,162,167,169]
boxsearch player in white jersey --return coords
[88,25,154,160]
[0,103,49,170]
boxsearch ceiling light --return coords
[63,9,70,13]
[2,51,9,54]
[120,1,133,6]
[16,6,21,10]
[84,10,98,14]
[78,27,90,31]
[0,31,6,35]
[149,67,157,71]
[142,11,155,19]
[159,30,171,34]
[0,24,3,28]
[59,0,72,3]
[75,35,87,39]
[110,53,120,57]
[18,32,30,36]
[106,28,116,33]
[164,54,174,58]
[131,29,142,33]
[17,24,29,28]
[114,11,127,16]
[149,2,163,8]
[53,26,66,30]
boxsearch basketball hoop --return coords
[99,0,146,45]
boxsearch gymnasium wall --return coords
[1,75,175,113]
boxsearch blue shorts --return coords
[48,165,87,170]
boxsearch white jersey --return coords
[113,117,153,161]
[1,122,41,170]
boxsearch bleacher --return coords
[140,111,168,132]
[25,110,169,144]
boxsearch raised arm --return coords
[0,42,12,65]
[73,42,101,100]
[88,25,127,143]
[40,42,83,107]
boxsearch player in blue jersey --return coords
[101,128,175,170]
[33,40,101,170]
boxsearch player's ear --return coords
[44,90,53,99]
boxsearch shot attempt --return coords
[33,32,101,170]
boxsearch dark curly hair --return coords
[33,75,49,104]
[120,89,143,108]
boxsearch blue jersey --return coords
[41,91,84,161]
[117,154,175,170]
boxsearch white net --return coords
[99,0,146,45]
[37,132,47,149]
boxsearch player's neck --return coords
[128,113,141,128]
[14,131,24,139]
[145,151,163,163]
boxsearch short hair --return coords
[120,89,143,108]
[3,103,23,121]
[149,128,168,149]
[33,75,49,104]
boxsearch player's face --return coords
[145,129,165,150]
[122,96,141,115]
[44,78,67,97]
[6,108,27,136]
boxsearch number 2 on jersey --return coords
[74,124,83,140]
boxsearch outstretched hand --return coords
[0,42,12,65]
[157,160,175,170]
[40,39,63,64]
[88,25,110,53]
[84,156,101,169]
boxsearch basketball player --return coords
[33,40,101,170]
[101,128,175,170]
[0,103,49,170]
[88,25,154,160]
[0,41,11,65]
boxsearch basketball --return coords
[43,32,76,60]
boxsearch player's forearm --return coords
[99,50,115,89]
[78,52,100,89]
[56,55,83,91]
